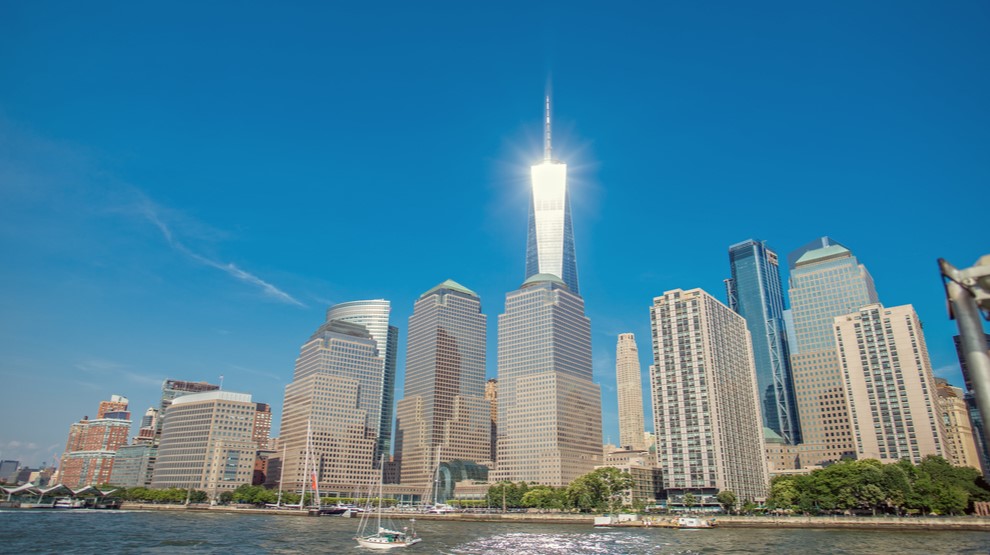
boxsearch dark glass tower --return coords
[725,239,801,444]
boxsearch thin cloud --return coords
[75,358,162,388]
[136,196,305,308]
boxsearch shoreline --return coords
[117,504,990,531]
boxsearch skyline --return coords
[2,2,989,466]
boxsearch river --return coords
[2,510,988,554]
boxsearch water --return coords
[2,510,989,554]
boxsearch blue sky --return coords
[1,2,988,467]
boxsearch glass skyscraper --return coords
[788,239,878,465]
[495,274,602,486]
[725,239,800,444]
[524,97,579,295]
[394,280,490,498]
[325,300,399,467]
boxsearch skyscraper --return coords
[151,390,257,496]
[616,333,646,451]
[524,96,579,295]
[834,304,947,463]
[394,280,490,497]
[936,379,983,471]
[495,274,602,486]
[788,239,878,465]
[649,289,769,503]
[325,300,400,465]
[955,334,990,473]
[280,317,382,493]
[725,239,800,444]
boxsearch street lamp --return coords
[939,255,990,476]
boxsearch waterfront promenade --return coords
[120,503,990,531]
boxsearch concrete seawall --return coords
[119,504,990,531]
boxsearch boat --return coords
[674,516,717,529]
[355,457,422,549]
[53,497,87,509]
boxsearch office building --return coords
[485,379,498,462]
[253,403,272,451]
[150,390,257,496]
[936,379,983,470]
[955,334,990,473]
[726,239,800,444]
[649,289,768,502]
[108,444,157,488]
[324,300,399,465]
[394,280,490,496]
[788,238,878,465]
[280,317,382,494]
[58,395,132,488]
[616,333,646,451]
[524,96,579,294]
[834,304,947,463]
[495,274,602,486]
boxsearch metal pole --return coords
[945,278,990,473]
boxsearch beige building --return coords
[495,274,602,486]
[150,390,257,497]
[834,304,947,464]
[649,288,768,502]
[280,319,381,495]
[394,280,490,500]
[936,379,983,470]
[616,333,646,451]
[787,240,878,466]
[600,448,663,505]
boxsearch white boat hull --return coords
[355,535,422,549]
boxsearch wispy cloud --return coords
[135,195,306,308]
[75,358,163,388]
[226,363,283,382]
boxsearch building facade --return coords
[524,97,579,295]
[616,333,646,451]
[324,300,399,465]
[787,239,878,466]
[108,444,157,488]
[955,334,990,473]
[726,239,800,444]
[150,390,257,496]
[649,289,769,502]
[394,280,490,497]
[253,403,272,451]
[495,274,602,486]
[936,379,983,470]
[834,304,947,463]
[57,395,131,488]
[280,318,381,494]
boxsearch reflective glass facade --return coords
[787,240,878,465]
[325,300,399,466]
[726,239,800,444]
[495,275,602,486]
[394,280,489,495]
[525,161,579,295]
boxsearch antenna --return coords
[544,95,552,161]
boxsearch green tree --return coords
[716,490,737,514]
[521,486,563,511]
[682,493,696,511]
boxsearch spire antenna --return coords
[544,95,552,161]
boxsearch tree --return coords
[716,490,737,514]
[521,486,563,511]
[564,468,635,513]
[682,493,696,511]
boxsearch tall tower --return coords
[393,280,490,497]
[495,274,602,486]
[725,239,801,444]
[649,289,768,503]
[281,318,382,493]
[834,304,947,463]
[525,96,580,295]
[787,239,878,466]
[324,300,399,466]
[58,395,132,488]
[616,333,646,451]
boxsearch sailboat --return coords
[355,456,422,549]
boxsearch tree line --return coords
[485,467,635,513]
[766,456,990,516]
